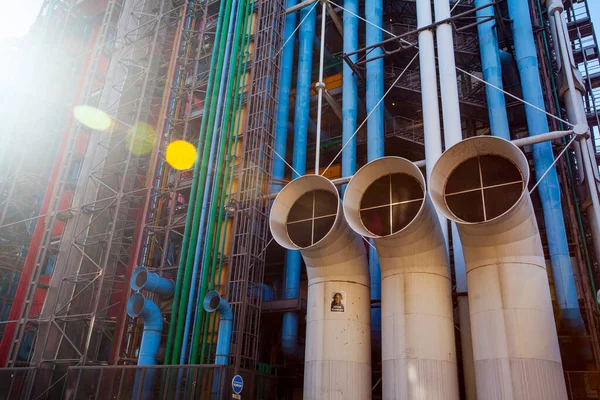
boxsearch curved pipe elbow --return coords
[343,157,458,399]
[204,291,232,364]
[204,291,233,320]
[130,267,175,298]
[343,156,448,270]
[270,174,370,282]
[127,293,164,365]
[428,136,567,399]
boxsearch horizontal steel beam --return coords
[264,129,575,200]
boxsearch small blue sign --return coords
[232,375,244,394]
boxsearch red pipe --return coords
[0,23,101,366]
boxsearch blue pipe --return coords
[506,0,584,332]
[130,267,175,297]
[365,0,384,161]
[272,0,301,356]
[282,251,301,354]
[342,0,358,181]
[475,0,510,140]
[365,0,383,349]
[203,291,233,364]
[178,0,239,366]
[203,291,232,399]
[127,293,165,399]
[292,5,316,180]
[280,3,316,356]
[273,0,298,192]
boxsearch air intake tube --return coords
[127,268,174,399]
[429,136,567,399]
[270,175,371,399]
[343,157,459,399]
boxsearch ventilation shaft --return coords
[343,157,459,399]
[269,175,371,399]
[429,136,567,399]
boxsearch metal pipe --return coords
[506,0,584,333]
[343,157,459,399]
[270,175,372,398]
[341,0,358,183]
[549,0,600,269]
[263,129,575,199]
[192,0,249,363]
[429,136,568,399]
[416,0,446,236]
[273,0,298,191]
[280,2,317,357]
[474,0,510,140]
[293,4,316,180]
[167,0,230,365]
[286,0,317,14]
[314,0,327,174]
[179,0,239,365]
[434,0,461,147]
[203,0,255,364]
[273,0,299,356]
[130,267,175,298]
[365,0,384,352]
[127,293,166,399]
[203,291,233,365]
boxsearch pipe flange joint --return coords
[547,1,564,14]
[573,124,590,140]
[315,81,326,90]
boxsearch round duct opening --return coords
[127,292,145,317]
[209,295,220,310]
[359,173,424,236]
[286,189,338,248]
[444,154,524,223]
[134,269,147,288]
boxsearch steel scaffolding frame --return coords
[227,0,284,371]
[0,0,90,337]
[0,0,185,395]
[112,0,219,363]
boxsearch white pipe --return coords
[343,157,459,400]
[432,2,476,396]
[434,0,462,147]
[416,0,443,186]
[270,175,371,400]
[429,136,568,399]
[549,1,600,266]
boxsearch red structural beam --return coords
[0,24,100,366]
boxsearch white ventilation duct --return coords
[269,175,372,399]
[428,136,567,399]
[342,157,459,399]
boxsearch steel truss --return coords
[115,0,219,362]
[0,1,91,336]
[1,0,186,394]
[227,0,284,370]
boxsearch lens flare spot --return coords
[126,123,156,155]
[73,105,112,131]
[166,140,197,170]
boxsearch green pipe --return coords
[190,0,251,364]
[168,0,234,365]
[203,1,256,363]
[162,4,227,364]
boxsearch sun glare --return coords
[73,105,113,131]
[166,140,197,170]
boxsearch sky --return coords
[0,0,44,42]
